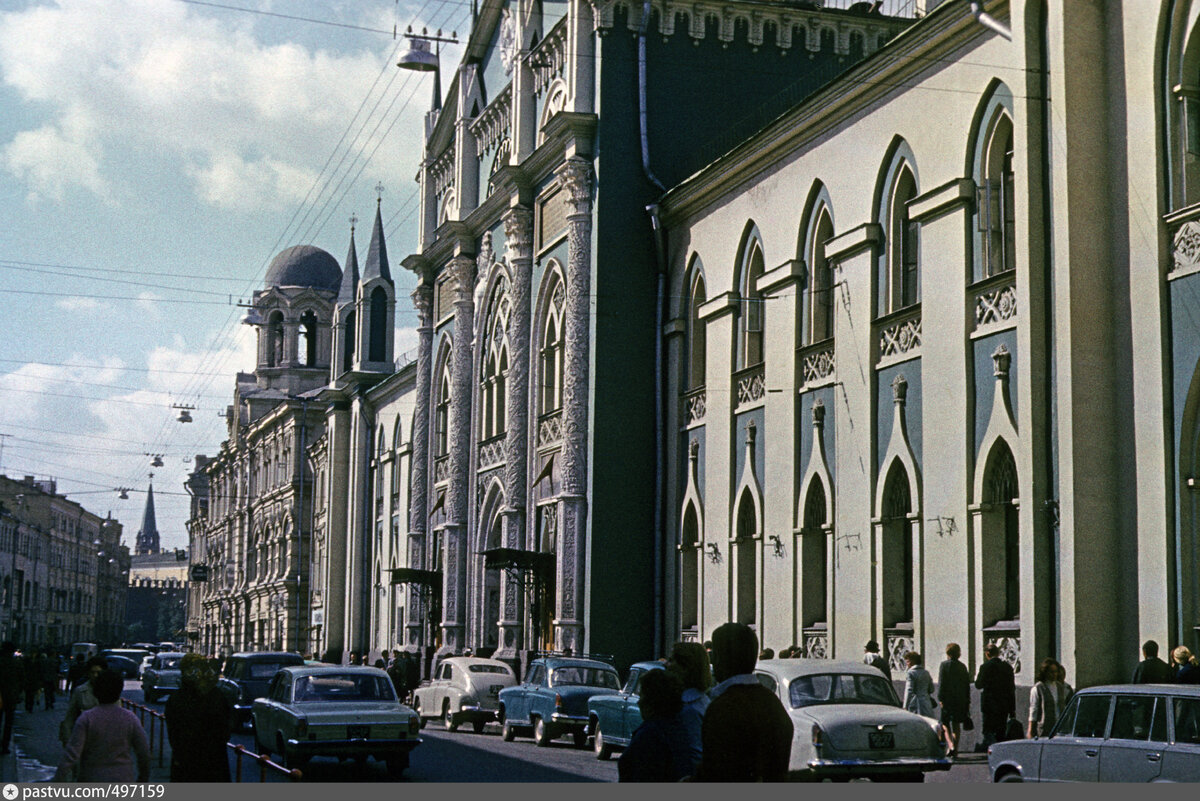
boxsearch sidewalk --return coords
[0,698,171,783]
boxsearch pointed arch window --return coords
[983,441,1020,623]
[888,166,919,311]
[737,239,766,370]
[734,491,758,626]
[369,287,388,362]
[881,461,913,628]
[977,113,1015,278]
[343,310,356,369]
[435,364,451,457]
[686,266,707,390]
[481,281,511,439]
[539,275,565,414]
[300,311,319,367]
[808,207,835,343]
[392,417,403,503]
[267,312,285,368]
[801,480,828,628]
[680,503,700,630]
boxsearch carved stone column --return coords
[554,158,593,653]
[283,320,300,366]
[442,254,477,654]
[495,206,533,658]
[406,280,434,650]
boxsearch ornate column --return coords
[283,319,300,366]
[406,280,434,650]
[554,158,593,652]
[496,207,533,658]
[442,254,477,654]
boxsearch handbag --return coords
[1004,715,1025,741]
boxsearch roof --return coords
[1074,684,1200,695]
[228,651,304,661]
[534,656,617,670]
[264,245,342,292]
[440,657,515,671]
[276,664,390,678]
[755,658,886,678]
[361,201,391,284]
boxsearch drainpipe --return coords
[967,1,1012,41]
[638,0,668,657]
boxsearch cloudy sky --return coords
[0,0,467,550]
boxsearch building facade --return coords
[0,475,128,647]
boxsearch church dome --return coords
[264,245,342,291]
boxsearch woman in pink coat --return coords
[54,669,150,782]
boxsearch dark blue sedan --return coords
[498,656,620,747]
[586,661,664,760]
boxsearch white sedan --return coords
[412,656,517,732]
[753,659,951,781]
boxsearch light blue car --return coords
[498,656,620,747]
[587,661,664,760]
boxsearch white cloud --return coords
[55,296,104,312]
[0,0,421,210]
[135,292,162,318]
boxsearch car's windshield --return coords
[157,657,182,670]
[787,673,900,708]
[550,666,620,689]
[469,665,511,675]
[293,674,396,703]
[248,662,291,679]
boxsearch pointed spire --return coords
[363,195,392,284]
[136,481,160,556]
[338,216,360,308]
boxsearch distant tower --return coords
[135,480,160,555]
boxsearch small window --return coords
[1172,697,1200,744]
[1110,695,1156,741]
[624,668,643,695]
[1061,695,1111,738]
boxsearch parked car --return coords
[141,651,186,703]
[588,661,664,760]
[101,654,141,679]
[988,684,1200,782]
[217,651,306,729]
[102,648,152,666]
[412,657,517,732]
[137,655,154,678]
[251,665,420,775]
[751,659,950,781]
[498,655,621,747]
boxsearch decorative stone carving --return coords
[528,18,569,95]
[976,284,1017,326]
[473,86,512,159]
[558,159,593,497]
[498,11,517,75]
[880,315,922,358]
[803,347,835,384]
[502,206,534,519]
[504,207,535,262]
[986,631,1022,674]
[537,413,563,447]
[685,390,706,425]
[1174,220,1200,272]
[736,367,765,406]
[477,232,494,275]
[803,629,829,659]
[992,343,1011,377]
[892,373,908,404]
[434,456,450,484]
[812,397,826,426]
[885,631,915,674]
[478,440,505,470]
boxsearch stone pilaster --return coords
[407,281,434,649]
[497,206,533,658]
[442,254,477,654]
[554,158,593,653]
[283,320,300,366]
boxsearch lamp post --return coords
[396,27,459,112]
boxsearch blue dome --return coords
[264,245,341,291]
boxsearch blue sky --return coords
[0,0,468,550]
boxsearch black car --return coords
[102,654,141,679]
[218,651,306,728]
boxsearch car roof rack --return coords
[533,650,615,665]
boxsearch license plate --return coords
[489,685,502,697]
[868,731,895,749]
[347,725,369,739]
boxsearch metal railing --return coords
[120,699,303,782]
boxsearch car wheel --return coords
[472,721,485,734]
[443,703,459,732]
[997,771,1023,783]
[502,719,516,742]
[386,754,408,777]
[533,717,554,747]
[593,723,613,760]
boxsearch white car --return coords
[988,684,1200,782]
[137,655,153,678]
[412,657,517,732]
[753,659,951,781]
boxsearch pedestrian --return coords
[60,656,105,745]
[22,647,41,713]
[665,641,711,772]
[66,654,87,689]
[863,640,890,681]
[1172,646,1200,684]
[40,649,58,710]
[348,651,362,666]
[936,642,971,758]
[165,653,232,781]
[1131,640,1174,684]
[1027,658,1072,737]
[759,648,774,661]
[0,641,22,754]
[974,644,1016,749]
[618,669,696,782]
[902,651,936,718]
[53,669,150,782]
[694,622,793,782]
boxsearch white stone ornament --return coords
[499,12,517,76]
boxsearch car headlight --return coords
[811,723,824,753]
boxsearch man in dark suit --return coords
[1131,640,1175,684]
[695,623,793,781]
[974,643,1016,749]
[863,640,891,681]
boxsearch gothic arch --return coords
[533,261,566,416]
[967,81,1017,281]
[798,182,836,345]
[734,222,766,370]
[1178,355,1200,646]
[477,269,512,442]
[873,138,920,315]
[684,255,708,392]
[472,478,506,650]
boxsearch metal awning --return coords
[480,548,554,573]
[389,567,442,589]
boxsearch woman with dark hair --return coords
[666,641,711,772]
[618,669,694,782]
[54,669,150,782]
[1027,658,1072,738]
[60,656,106,745]
[165,653,232,781]
[936,643,970,758]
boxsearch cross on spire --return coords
[375,182,385,205]
[350,213,358,233]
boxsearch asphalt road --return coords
[11,680,991,783]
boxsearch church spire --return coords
[362,194,392,284]
[135,479,160,555]
[337,216,360,309]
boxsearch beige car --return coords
[412,657,517,732]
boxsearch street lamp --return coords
[397,27,458,113]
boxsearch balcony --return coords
[798,339,836,389]
[971,269,1017,336]
[733,364,765,411]
[876,305,921,368]
[681,387,706,427]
